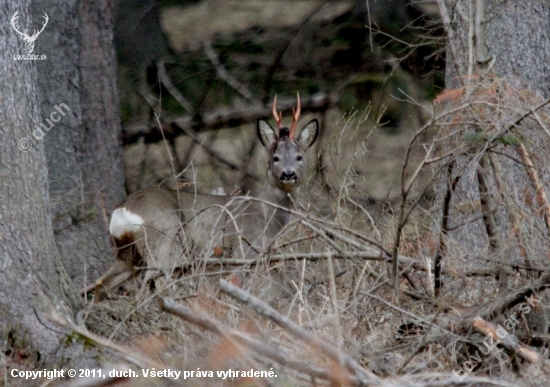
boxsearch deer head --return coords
[257,93,319,193]
[11,11,49,54]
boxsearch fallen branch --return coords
[472,316,541,364]
[197,250,413,266]
[218,279,379,385]
[158,297,355,385]
[82,249,420,297]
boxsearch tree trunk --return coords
[487,1,550,94]
[0,1,80,363]
[32,0,126,289]
[434,0,550,317]
[445,0,550,94]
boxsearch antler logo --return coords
[11,11,49,54]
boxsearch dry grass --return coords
[81,109,435,386]
[76,75,550,387]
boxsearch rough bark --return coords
[447,0,549,253]
[0,0,80,363]
[445,0,550,94]
[32,0,126,288]
[434,0,550,315]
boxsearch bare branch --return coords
[472,316,542,364]
[157,59,194,113]
[218,279,379,385]
[121,92,335,146]
[159,297,355,385]
[203,41,256,103]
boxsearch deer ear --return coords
[257,119,277,149]
[297,119,319,149]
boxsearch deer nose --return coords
[281,171,297,182]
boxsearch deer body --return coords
[101,96,319,292]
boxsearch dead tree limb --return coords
[159,297,357,385]
[472,316,542,364]
[121,93,336,146]
[218,279,379,385]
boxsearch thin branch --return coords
[302,220,350,260]
[203,41,256,103]
[157,59,194,113]
[515,144,550,236]
[509,97,550,131]
[434,161,455,297]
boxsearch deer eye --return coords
[273,156,280,163]
[296,156,302,161]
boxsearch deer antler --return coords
[30,14,49,41]
[11,12,27,38]
[289,92,301,139]
[272,95,283,129]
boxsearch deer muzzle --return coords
[280,170,298,184]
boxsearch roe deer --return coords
[95,95,319,294]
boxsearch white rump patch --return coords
[109,207,144,238]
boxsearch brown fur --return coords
[86,106,320,297]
